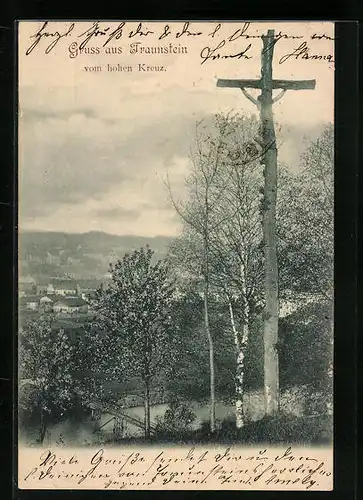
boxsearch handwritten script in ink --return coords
[23,21,335,66]
[19,446,333,490]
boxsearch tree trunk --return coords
[144,377,151,439]
[227,297,242,428]
[260,33,279,416]
[39,404,47,444]
[227,293,249,429]
[202,188,216,435]
[235,350,245,429]
[204,281,215,433]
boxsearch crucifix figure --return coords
[217,29,316,417]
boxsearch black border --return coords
[0,4,16,500]
[0,9,359,500]
[333,20,359,498]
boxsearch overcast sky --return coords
[18,21,334,237]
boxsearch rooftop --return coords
[52,313,96,329]
[51,281,77,290]
[53,297,88,307]
[39,294,65,303]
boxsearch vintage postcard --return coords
[17,21,334,490]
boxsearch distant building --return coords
[53,297,89,314]
[35,277,52,295]
[36,276,102,302]
[19,276,37,297]
[44,277,101,296]
[38,294,64,311]
[19,295,39,310]
[39,295,53,305]
[37,278,76,295]
[50,278,77,296]
[46,283,55,294]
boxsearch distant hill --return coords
[19,230,174,282]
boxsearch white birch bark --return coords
[226,258,250,429]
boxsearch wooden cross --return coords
[216,29,316,417]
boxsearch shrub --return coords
[154,401,196,440]
[191,414,332,445]
[279,302,333,392]
[237,414,333,444]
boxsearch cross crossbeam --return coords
[216,78,316,91]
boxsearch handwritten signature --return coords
[24,21,334,67]
[25,21,205,55]
[199,22,310,65]
[25,21,75,55]
[279,41,334,64]
[200,42,253,64]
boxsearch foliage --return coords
[18,120,335,445]
[216,414,332,445]
[277,124,334,300]
[167,414,332,445]
[155,401,196,439]
[279,301,333,394]
[85,246,177,436]
[168,113,264,307]
[162,291,210,401]
[163,291,265,401]
[167,112,267,428]
[72,322,116,409]
[89,246,176,381]
[19,314,75,441]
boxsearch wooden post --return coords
[260,30,279,416]
[216,28,316,417]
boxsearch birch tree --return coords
[168,113,264,429]
[207,114,264,428]
[167,115,232,433]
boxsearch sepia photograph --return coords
[17,21,334,490]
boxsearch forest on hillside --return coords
[19,231,171,280]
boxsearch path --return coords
[90,402,157,434]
